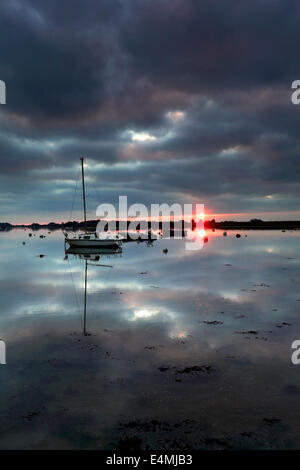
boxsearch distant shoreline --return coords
[1,219,300,232]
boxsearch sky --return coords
[0,0,300,223]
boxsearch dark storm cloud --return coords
[0,0,300,221]
[0,1,117,121]
[121,0,300,89]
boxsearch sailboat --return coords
[64,158,122,248]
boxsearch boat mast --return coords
[80,157,87,233]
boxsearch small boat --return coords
[64,158,122,249]
[65,232,122,248]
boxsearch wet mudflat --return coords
[0,229,300,449]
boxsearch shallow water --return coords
[0,229,300,449]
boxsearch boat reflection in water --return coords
[64,245,122,336]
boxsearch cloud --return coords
[0,0,300,221]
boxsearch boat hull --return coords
[66,238,121,248]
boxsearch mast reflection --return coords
[65,246,122,335]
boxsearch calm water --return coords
[0,229,300,449]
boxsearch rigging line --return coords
[69,167,81,222]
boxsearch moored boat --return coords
[64,158,122,249]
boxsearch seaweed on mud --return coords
[235,330,258,335]
[158,366,170,372]
[263,418,281,426]
[114,436,144,451]
[158,364,214,375]
[23,406,45,422]
[203,320,223,325]
[203,437,232,449]
[175,365,213,375]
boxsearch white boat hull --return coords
[66,238,121,248]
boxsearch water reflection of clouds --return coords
[132,308,160,320]
[1,229,300,331]
[1,226,300,449]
